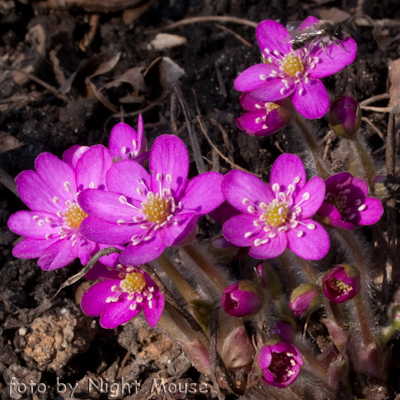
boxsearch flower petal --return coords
[100,298,142,329]
[8,211,61,239]
[223,214,264,247]
[143,290,165,327]
[150,135,189,200]
[12,237,60,259]
[222,170,274,214]
[256,20,292,56]
[298,16,319,30]
[75,235,96,265]
[236,109,286,136]
[352,197,384,226]
[161,213,199,247]
[250,78,296,103]
[270,153,306,196]
[97,243,125,267]
[180,172,224,215]
[294,176,326,219]
[325,172,352,194]
[81,280,117,316]
[291,79,329,119]
[120,234,165,265]
[62,145,90,168]
[308,38,357,79]
[80,216,138,244]
[84,261,121,280]
[109,120,143,161]
[346,176,368,201]
[234,64,279,92]
[75,145,113,192]
[287,219,329,260]
[37,239,76,270]
[249,231,288,259]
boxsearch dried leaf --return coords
[102,67,148,92]
[122,0,159,24]
[49,50,66,85]
[388,58,400,108]
[159,57,185,90]
[85,52,121,84]
[317,8,351,23]
[0,134,24,154]
[26,24,46,56]
[87,80,118,113]
[147,33,187,51]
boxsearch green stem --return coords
[182,244,227,292]
[380,325,397,347]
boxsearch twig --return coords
[210,307,225,400]
[359,93,390,106]
[51,247,122,300]
[0,167,19,197]
[210,118,234,162]
[79,14,100,52]
[117,349,131,380]
[154,16,258,32]
[214,62,227,98]
[1,62,70,103]
[323,134,334,160]
[174,84,206,174]
[170,92,178,133]
[362,116,385,141]
[215,24,253,47]
[198,116,262,177]
[360,105,391,113]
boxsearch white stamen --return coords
[260,74,267,80]
[244,232,252,238]
[358,204,366,211]
[297,231,303,237]
[307,224,315,230]
[302,192,310,200]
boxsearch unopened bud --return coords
[289,284,321,317]
[328,95,361,139]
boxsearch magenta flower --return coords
[222,281,263,318]
[234,18,357,119]
[289,284,321,317]
[7,145,121,270]
[322,264,360,303]
[236,93,287,136]
[257,342,303,388]
[222,153,330,260]
[317,172,383,230]
[78,135,225,265]
[81,263,164,328]
[328,95,361,138]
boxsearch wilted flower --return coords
[257,342,303,388]
[328,95,362,138]
[222,281,263,318]
[234,17,357,119]
[82,263,164,328]
[289,283,321,317]
[236,93,290,136]
[271,321,296,344]
[317,172,384,230]
[79,135,225,265]
[222,153,330,260]
[322,264,360,303]
[7,146,120,270]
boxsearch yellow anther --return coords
[281,53,304,77]
[120,272,146,294]
[264,201,289,228]
[266,102,280,113]
[64,203,88,228]
[142,194,170,223]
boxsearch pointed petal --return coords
[234,64,279,92]
[222,170,274,214]
[12,237,60,259]
[287,219,330,260]
[109,121,143,161]
[249,231,288,259]
[325,172,352,194]
[81,280,119,316]
[223,214,264,247]
[80,216,139,245]
[294,176,326,219]
[100,298,142,329]
[149,135,189,200]
[256,20,292,56]
[180,172,224,215]
[161,214,199,247]
[37,239,76,270]
[250,78,295,102]
[76,145,113,192]
[308,38,357,79]
[133,150,150,165]
[62,145,90,168]
[143,290,165,327]
[270,153,306,196]
[106,160,151,205]
[120,235,165,265]
[236,109,286,136]
[84,261,122,280]
[292,79,329,119]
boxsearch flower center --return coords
[269,352,297,382]
[329,277,352,295]
[264,201,289,228]
[325,192,347,214]
[142,193,171,224]
[64,203,88,229]
[120,272,146,294]
[281,53,304,77]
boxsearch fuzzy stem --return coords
[296,256,319,285]
[156,253,200,303]
[348,137,376,190]
[278,251,297,291]
[380,324,397,347]
[294,114,329,179]
[182,244,227,292]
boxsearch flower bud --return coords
[271,321,296,344]
[222,281,263,318]
[322,264,360,303]
[208,235,240,263]
[289,284,321,317]
[328,95,361,139]
[256,341,303,388]
[392,305,400,330]
[254,262,283,300]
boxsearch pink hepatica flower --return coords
[234,18,357,119]
[222,153,329,260]
[78,135,225,265]
[257,342,303,388]
[7,145,121,270]
[81,263,164,328]
[317,172,384,230]
[236,93,287,136]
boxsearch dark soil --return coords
[0,0,399,399]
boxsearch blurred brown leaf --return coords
[102,67,148,92]
[318,8,351,23]
[0,133,24,154]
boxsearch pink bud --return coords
[289,284,321,317]
[328,95,362,138]
[271,321,296,344]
